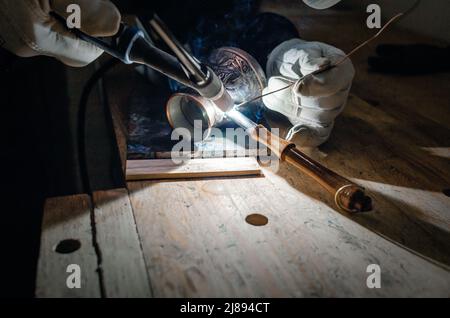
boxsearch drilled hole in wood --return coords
[443,189,450,197]
[54,239,81,254]
[245,214,269,226]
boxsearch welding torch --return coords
[52,13,234,113]
[57,13,372,213]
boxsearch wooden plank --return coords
[315,95,450,266]
[36,195,101,298]
[265,93,450,266]
[127,177,450,297]
[126,157,262,181]
[92,189,152,298]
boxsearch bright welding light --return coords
[226,108,257,130]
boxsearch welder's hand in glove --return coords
[263,39,355,147]
[0,0,121,67]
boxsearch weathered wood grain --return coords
[36,195,100,298]
[92,189,152,298]
[126,157,262,181]
[127,177,450,297]
[307,95,450,266]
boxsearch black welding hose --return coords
[78,58,120,194]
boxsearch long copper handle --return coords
[249,125,372,213]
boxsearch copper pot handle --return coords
[249,125,373,213]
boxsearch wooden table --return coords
[36,3,450,297]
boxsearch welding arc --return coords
[236,1,420,109]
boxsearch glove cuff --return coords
[285,122,334,148]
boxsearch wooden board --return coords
[37,1,450,298]
[257,2,450,268]
[126,157,262,181]
[127,176,450,297]
[289,95,450,266]
[92,190,152,298]
[36,195,100,298]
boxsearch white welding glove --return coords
[263,39,354,147]
[0,0,121,67]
